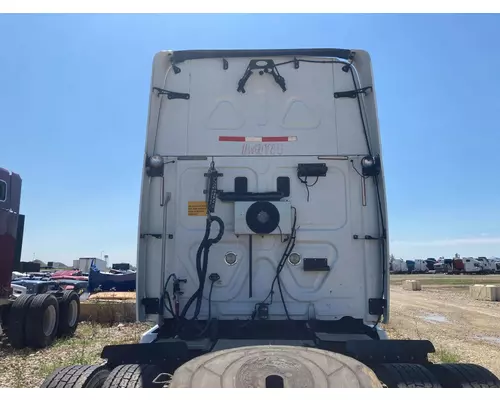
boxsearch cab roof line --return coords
[170,48,354,64]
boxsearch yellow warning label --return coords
[188,201,207,217]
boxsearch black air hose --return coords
[179,160,224,323]
[180,215,224,320]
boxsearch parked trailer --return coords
[40,48,500,388]
[405,260,415,274]
[0,168,80,349]
[413,259,428,273]
[390,258,407,274]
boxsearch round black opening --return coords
[265,374,284,388]
[245,201,280,234]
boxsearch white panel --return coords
[154,58,338,157]
[138,50,388,324]
[142,156,380,321]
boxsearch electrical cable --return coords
[208,280,215,320]
[277,56,386,328]
[193,279,217,339]
[350,160,364,178]
[254,207,298,320]
[346,61,387,329]
[152,65,173,154]
[179,161,224,324]
[163,273,176,318]
[297,172,319,202]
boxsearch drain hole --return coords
[266,374,284,388]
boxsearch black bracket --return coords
[303,258,330,272]
[353,234,385,240]
[140,233,162,239]
[172,64,181,74]
[237,59,286,94]
[334,86,372,99]
[257,303,269,320]
[204,171,223,178]
[222,58,228,70]
[152,87,190,100]
[218,191,285,202]
[368,298,387,315]
[297,163,328,178]
[141,298,160,314]
[341,52,356,73]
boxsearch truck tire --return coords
[25,293,59,349]
[102,364,164,388]
[372,363,441,388]
[41,364,110,388]
[57,290,80,337]
[6,294,35,349]
[427,363,500,388]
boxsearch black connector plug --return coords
[209,273,220,282]
[173,277,187,295]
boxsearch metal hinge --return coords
[369,298,387,315]
[140,233,162,239]
[334,86,372,99]
[353,234,385,240]
[141,298,160,314]
[152,87,190,100]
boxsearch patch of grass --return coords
[0,322,152,388]
[432,348,461,364]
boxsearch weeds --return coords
[433,348,461,363]
[0,322,151,388]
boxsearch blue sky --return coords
[1,14,499,264]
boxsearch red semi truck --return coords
[0,168,81,349]
[0,168,22,308]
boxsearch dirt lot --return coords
[384,274,500,377]
[1,275,499,387]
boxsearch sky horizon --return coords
[1,14,499,265]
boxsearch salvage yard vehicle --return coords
[390,258,407,274]
[463,258,484,275]
[0,168,81,349]
[476,257,497,274]
[41,48,500,388]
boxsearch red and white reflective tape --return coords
[219,136,297,143]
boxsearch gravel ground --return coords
[384,285,500,377]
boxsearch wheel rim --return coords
[67,299,78,327]
[43,305,57,336]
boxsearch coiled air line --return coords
[180,160,224,320]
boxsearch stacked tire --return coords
[6,290,80,349]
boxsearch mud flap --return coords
[345,339,435,364]
[101,341,189,370]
